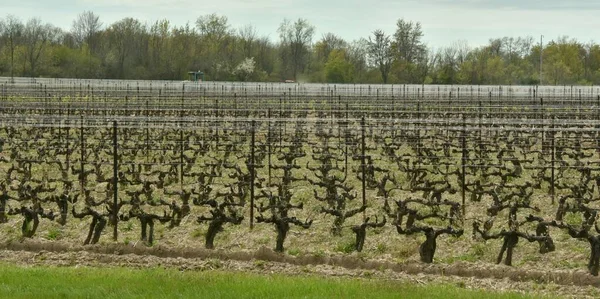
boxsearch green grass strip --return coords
[0,264,541,299]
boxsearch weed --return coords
[253,259,266,269]
[313,249,326,258]
[335,241,355,254]
[206,259,222,269]
[122,222,134,232]
[375,243,387,254]
[191,228,204,239]
[47,228,61,240]
[257,237,270,245]
[287,248,301,256]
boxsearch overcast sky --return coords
[3,0,599,49]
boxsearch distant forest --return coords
[1,12,599,85]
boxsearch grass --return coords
[335,239,356,254]
[0,264,542,299]
[46,227,62,241]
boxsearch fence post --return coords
[541,97,545,153]
[478,97,482,149]
[345,103,349,177]
[112,120,119,241]
[551,118,555,205]
[267,108,272,186]
[416,102,421,167]
[461,114,467,217]
[361,117,366,221]
[180,129,184,186]
[279,98,283,150]
[250,120,256,230]
[180,95,185,186]
[336,95,341,140]
[215,97,219,147]
[80,115,85,194]
[234,93,238,119]
[66,104,71,170]
[597,95,600,159]
[90,87,94,111]
[145,100,150,160]
[58,105,62,144]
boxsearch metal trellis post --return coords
[461,114,467,217]
[361,116,366,221]
[250,120,256,230]
[112,120,119,241]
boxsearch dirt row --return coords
[0,239,599,298]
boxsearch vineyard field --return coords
[2,78,600,294]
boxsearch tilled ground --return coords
[0,240,599,298]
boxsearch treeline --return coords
[1,12,600,85]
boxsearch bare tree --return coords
[517,36,535,56]
[278,18,315,80]
[2,15,23,82]
[196,13,230,42]
[454,40,470,65]
[196,14,235,80]
[0,20,4,50]
[238,24,257,58]
[107,18,143,78]
[23,18,59,77]
[438,46,459,84]
[148,19,171,78]
[72,11,102,53]
[255,36,275,76]
[314,33,347,63]
[501,37,517,62]
[347,39,369,77]
[72,11,103,77]
[367,29,393,83]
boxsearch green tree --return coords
[324,49,354,83]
